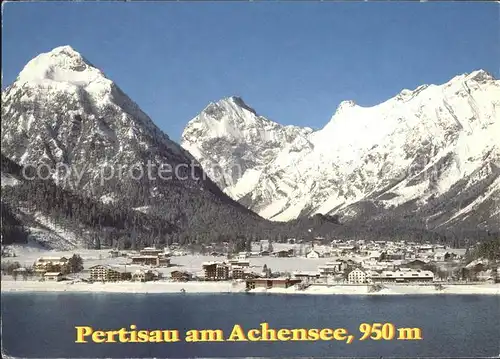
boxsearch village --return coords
[2,237,498,294]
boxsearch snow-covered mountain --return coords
[182,70,500,232]
[0,46,265,248]
[181,96,312,201]
[1,45,219,202]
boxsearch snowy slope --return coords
[183,70,500,230]
[1,173,20,187]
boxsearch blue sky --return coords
[2,2,499,141]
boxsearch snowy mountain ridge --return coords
[181,96,313,197]
[182,70,500,231]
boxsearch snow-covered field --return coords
[1,280,244,294]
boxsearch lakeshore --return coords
[2,280,499,295]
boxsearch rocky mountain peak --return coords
[199,96,258,122]
[226,96,258,114]
[326,100,359,124]
[335,100,357,112]
[466,69,495,83]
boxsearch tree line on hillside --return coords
[466,237,500,262]
[1,177,177,249]
[1,153,497,250]
[1,201,29,245]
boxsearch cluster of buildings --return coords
[301,239,465,262]
[88,247,172,282]
[24,239,485,288]
[135,240,468,286]
[29,246,172,283]
[291,259,437,285]
[285,239,469,284]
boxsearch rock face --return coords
[182,70,500,232]
[1,45,221,204]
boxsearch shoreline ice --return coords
[1,280,498,295]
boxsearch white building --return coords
[434,251,453,262]
[140,247,163,257]
[306,250,320,259]
[418,245,434,254]
[43,272,64,282]
[368,251,384,260]
[369,269,434,283]
[348,268,368,284]
[237,252,249,260]
[293,271,321,283]
[318,262,344,276]
[109,250,120,258]
[132,269,155,282]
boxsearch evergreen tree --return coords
[245,238,252,252]
[268,239,274,253]
[68,254,84,273]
